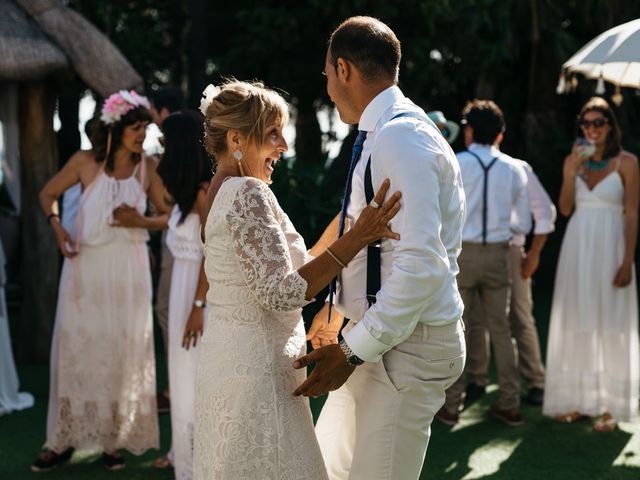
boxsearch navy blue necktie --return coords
[328,130,367,321]
[338,130,368,237]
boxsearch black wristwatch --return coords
[339,339,364,366]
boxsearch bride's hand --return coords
[349,178,401,245]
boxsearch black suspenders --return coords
[465,150,498,245]
[364,159,380,305]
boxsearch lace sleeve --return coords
[226,179,311,312]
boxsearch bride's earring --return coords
[233,149,245,176]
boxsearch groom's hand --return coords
[292,345,355,397]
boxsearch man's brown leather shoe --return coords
[435,406,459,426]
[489,404,524,426]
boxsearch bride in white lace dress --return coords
[193,81,402,480]
[33,92,170,473]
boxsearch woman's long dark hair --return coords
[91,106,152,171]
[576,96,622,160]
[157,110,213,224]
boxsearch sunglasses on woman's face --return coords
[580,118,608,129]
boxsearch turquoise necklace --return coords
[587,157,610,171]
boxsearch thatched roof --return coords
[0,0,68,80]
[0,0,142,96]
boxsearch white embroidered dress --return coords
[45,161,159,454]
[166,205,203,480]
[193,177,327,480]
[544,169,639,421]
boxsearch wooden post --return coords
[17,81,59,363]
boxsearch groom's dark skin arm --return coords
[292,346,355,397]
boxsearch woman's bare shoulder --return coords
[620,149,638,165]
[68,149,96,166]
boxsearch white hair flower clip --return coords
[200,84,221,116]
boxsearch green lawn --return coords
[2,288,639,479]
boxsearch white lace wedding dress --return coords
[45,161,159,454]
[166,205,203,480]
[544,168,639,421]
[193,177,328,480]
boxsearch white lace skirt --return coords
[543,208,640,421]
[45,241,159,454]
[193,305,328,480]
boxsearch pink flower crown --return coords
[100,90,150,125]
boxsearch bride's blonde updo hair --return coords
[202,80,289,164]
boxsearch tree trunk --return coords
[526,0,540,113]
[186,0,207,109]
[294,99,322,165]
[17,81,59,363]
[57,90,81,168]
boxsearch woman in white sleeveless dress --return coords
[544,97,639,432]
[154,110,212,479]
[33,91,170,472]
[193,81,401,479]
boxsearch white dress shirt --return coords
[511,160,556,246]
[457,144,531,243]
[338,86,466,363]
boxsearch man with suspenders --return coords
[293,16,466,479]
[437,99,531,426]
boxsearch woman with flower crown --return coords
[31,91,168,472]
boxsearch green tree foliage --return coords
[67,0,640,280]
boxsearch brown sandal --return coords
[593,414,617,432]
[153,455,172,469]
[554,411,583,423]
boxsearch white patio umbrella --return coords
[557,18,640,105]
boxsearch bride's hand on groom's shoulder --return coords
[306,303,343,349]
[349,178,402,245]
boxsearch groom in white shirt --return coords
[293,16,466,479]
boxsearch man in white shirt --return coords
[437,99,531,427]
[293,16,466,479]
[465,161,556,406]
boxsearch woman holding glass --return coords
[543,97,639,432]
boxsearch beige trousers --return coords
[316,320,465,480]
[466,245,545,389]
[444,242,520,412]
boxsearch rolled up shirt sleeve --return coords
[525,165,556,235]
[510,163,532,236]
[342,122,453,362]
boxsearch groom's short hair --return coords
[329,16,401,84]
